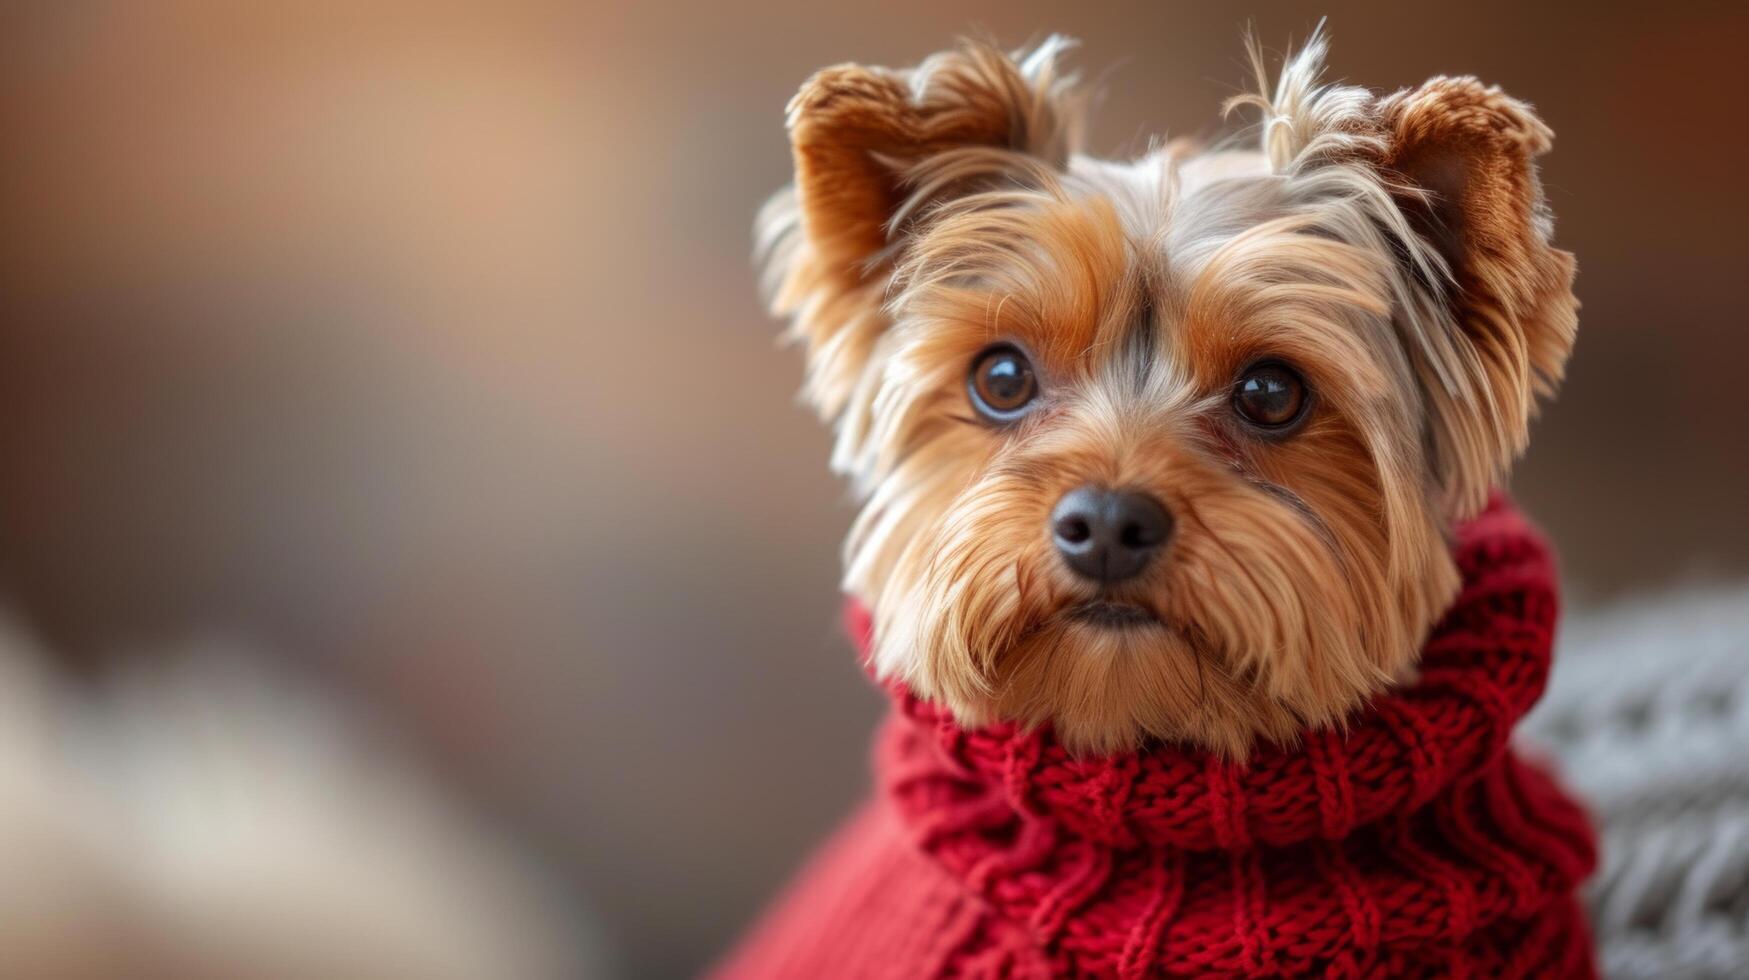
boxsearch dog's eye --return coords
[968,345,1039,422]
[1232,362,1308,430]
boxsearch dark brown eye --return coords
[1232,362,1308,430]
[968,344,1039,421]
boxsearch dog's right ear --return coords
[760,38,1081,421]
[782,39,1080,283]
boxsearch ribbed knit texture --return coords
[715,496,1597,978]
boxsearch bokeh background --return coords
[2,1,1746,976]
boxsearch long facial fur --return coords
[760,30,1576,756]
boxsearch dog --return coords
[756,29,1575,758]
[718,28,1594,978]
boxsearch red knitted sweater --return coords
[714,497,1596,978]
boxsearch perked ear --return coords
[1372,78,1578,515]
[783,37,1080,282]
[759,39,1081,423]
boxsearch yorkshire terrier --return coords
[757,30,1575,759]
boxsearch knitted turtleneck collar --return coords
[849,495,1597,977]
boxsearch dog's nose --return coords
[1051,486,1173,584]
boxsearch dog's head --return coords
[759,32,1575,756]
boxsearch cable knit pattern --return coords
[1523,584,1749,979]
[714,496,1597,978]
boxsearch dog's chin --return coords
[943,605,1302,758]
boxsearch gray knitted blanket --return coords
[1522,584,1749,979]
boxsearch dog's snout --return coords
[1050,486,1173,584]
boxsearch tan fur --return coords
[759,29,1576,756]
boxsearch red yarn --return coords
[714,496,1596,978]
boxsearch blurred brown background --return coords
[2,1,1746,976]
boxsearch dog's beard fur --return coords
[761,31,1576,756]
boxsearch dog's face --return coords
[760,34,1576,756]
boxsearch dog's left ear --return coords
[1370,78,1578,515]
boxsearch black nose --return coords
[1051,486,1173,584]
